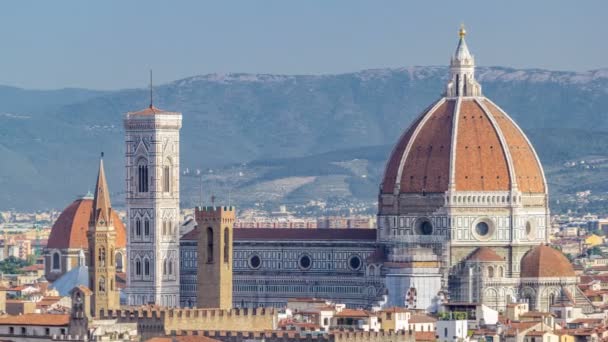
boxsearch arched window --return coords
[116,252,123,271]
[224,228,230,264]
[488,266,494,278]
[163,165,171,193]
[498,266,504,278]
[163,259,167,275]
[144,219,150,236]
[162,221,167,236]
[207,227,214,263]
[168,221,172,236]
[99,277,106,292]
[135,259,142,276]
[137,159,149,193]
[135,218,142,237]
[144,258,150,276]
[99,247,106,267]
[110,279,114,291]
[168,259,173,275]
[52,252,61,270]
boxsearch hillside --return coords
[0,66,607,211]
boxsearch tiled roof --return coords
[409,314,437,323]
[181,227,376,242]
[334,309,371,318]
[0,314,69,326]
[147,336,221,342]
[466,247,505,262]
[414,331,436,341]
[381,98,546,194]
[520,245,576,278]
[128,105,179,116]
[47,198,126,249]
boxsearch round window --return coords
[349,255,362,270]
[476,222,490,236]
[299,255,312,270]
[248,255,261,269]
[415,219,433,235]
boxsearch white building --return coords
[124,104,182,307]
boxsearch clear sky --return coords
[0,1,605,89]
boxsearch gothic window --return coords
[137,159,149,193]
[224,227,230,264]
[488,266,494,278]
[168,259,173,275]
[110,279,114,291]
[144,218,150,236]
[116,252,123,271]
[99,277,106,292]
[144,258,150,276]
[52,252,61,270]
[135,259,142,276]
[207,227,214,263]
[162,221,167,236]
[163,165,171,193]
[163,259,168,275]
[135,218,142,237]
[99,248,106,267]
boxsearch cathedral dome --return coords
[47,196,126,249]
[520,245,575,278]
[380,30,546,196]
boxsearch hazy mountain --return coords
[1,66,607,211]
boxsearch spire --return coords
[91,152,113,228]
[446,24,482,97]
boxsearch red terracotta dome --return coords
[520,245,575,278]
[381,98,546,195]
[466,247,505,262]
[47,197,126,249]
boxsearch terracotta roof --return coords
[409,314,437,323]
[466,247,505,262]
[520,311,554,318]
[520,245,576,278]
[47,198,126,249]
[414,331,436,341]
[0,314,69,326]
[182,227,376,242]
[381,98,546,195]
[335,309,371,318]
[128,105,179,116]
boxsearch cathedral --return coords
[45,27,583,314]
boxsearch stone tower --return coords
[88,155,120,316]
[68,285,92,338]
[124,104,182,307]
[196,206,234,309]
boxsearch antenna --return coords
[101,151,104,159]
[149,69,153,108]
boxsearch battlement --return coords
[164,329,415,342]
[98,306,274,320]
[195,206,236,221]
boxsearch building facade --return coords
[124,105,182,307]
[176,28,581,313]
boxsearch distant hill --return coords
[0,66,607,211]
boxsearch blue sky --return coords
[0,1,605,89]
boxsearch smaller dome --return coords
[520,245,575,278]
[466,247,504,262]
[47,198,126,249]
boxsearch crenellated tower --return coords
[196,206,234,309]
[87,154,120,316]
[124,104,182,307]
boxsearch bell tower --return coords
[124,103,182,307]
[196,206,234,309]
[87,154,119,316]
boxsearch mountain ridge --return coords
[0,65,607,211]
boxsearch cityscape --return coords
[0,2,607,342]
